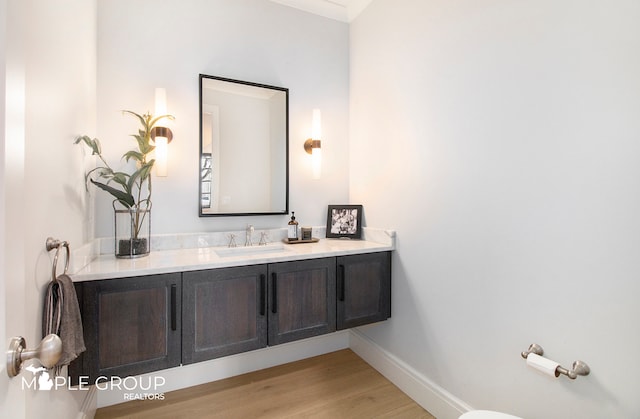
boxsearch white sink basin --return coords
[214,243,289,258]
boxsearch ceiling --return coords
[268,0,373,22]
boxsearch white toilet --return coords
[460,410,523,419]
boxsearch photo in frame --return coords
[326,205,363,239]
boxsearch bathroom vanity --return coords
[69,229,394,382]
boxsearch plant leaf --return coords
[90,179,135,207]
[87,166,111,178]
[125,160,154,198]
[138,159,155,181]
[130,160,154,188]
[122,110,146,128]
[93,138,102,155]
[123,150,144,163]
[150,114,175,127]
[111,172,129,188]
[138,139,154,155]
[74,135,101,155]
[127,168,142,192]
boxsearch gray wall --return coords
[350,1,640,418]
[95,0,350,236]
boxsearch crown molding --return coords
[269,0,373,23]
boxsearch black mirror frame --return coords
[198,74,289,217]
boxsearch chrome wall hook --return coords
[6,334,62,378]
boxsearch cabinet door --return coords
[182,265,268,364]
[80,273,181,382]
[337,252,391,330]
[268,258,336,345]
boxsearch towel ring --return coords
[46,237,69,281]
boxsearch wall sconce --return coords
[303,109,322,179]
[150,88,173,177]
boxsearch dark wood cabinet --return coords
[77,273,181,382]
[182,265,268,364]
[70,251,390,380]
[182,258,337,363]
[268,258,336,345]
[337,252,391,330]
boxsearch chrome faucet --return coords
[227,233,237,248]
[259,231,269,246]
[245,224,254,246]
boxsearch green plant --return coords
[75,110,174,239]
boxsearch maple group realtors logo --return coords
[21,367,166,400]
[23,365,54,390]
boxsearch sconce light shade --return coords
[311,146,322,180]
[150,88,173,177]
[304,109,322,179]
[154,136,169,177]
[311,108,322,139]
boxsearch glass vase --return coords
[113,201,151,258]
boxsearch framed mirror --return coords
[199,74,289,216]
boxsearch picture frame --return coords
[326,205,363,239]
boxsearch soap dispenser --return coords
[288,212,299,241]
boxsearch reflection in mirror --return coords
[199,75,289,216]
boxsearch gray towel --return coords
[43,273,86,374]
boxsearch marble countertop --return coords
[71,228,395,282]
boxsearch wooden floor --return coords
[96,349,435,419]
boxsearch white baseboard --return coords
[76,385,97,419]
[349,329,472,419]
